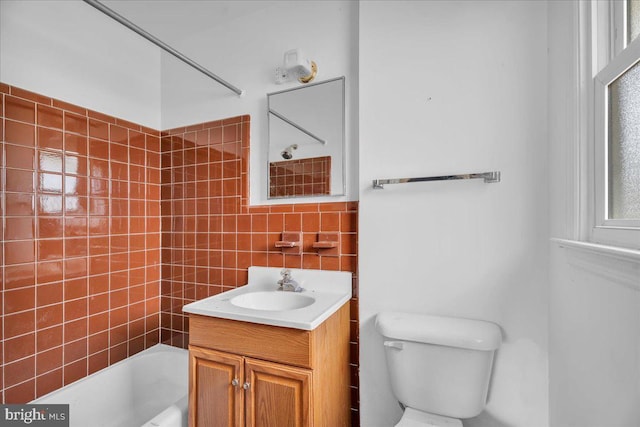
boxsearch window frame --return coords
[587,0,640,249]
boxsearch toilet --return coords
[375,312,502,427]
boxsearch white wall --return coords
[0,0,161,129]
[547,2,640,426]
[358,2,549,426]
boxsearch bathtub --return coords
[32,344,188,427]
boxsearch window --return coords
[590,0,640,249]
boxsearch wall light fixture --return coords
[275,49,318,84]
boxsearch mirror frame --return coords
[266,76,346,199]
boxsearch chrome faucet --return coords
[277,269,303,292]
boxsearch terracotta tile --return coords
[6,193,35,216]
[5,355,35,386]
[88,331,109,355]
[5,334,35,363]
[36,368,63,397]
[64,298,87,321]
[89,178,109,197]
[65,277,88,300]
[37,260,63,284]
[64,152,88,175]
[65,238,88,258]
[110,324,127,345]
[110,343,127,364]
[9,86,48,103]
[38,150,63,173]
[87,109,116,125]
[4,310,35,339]
[38,127,63,151]
[64,318,87,343]
[4,379,35,403]
[6,168,35,192]
[36,282,63,307]
[37,239,63,261]
[115,117,140,132]
[89,293,109,315]
[37,172,63,193]
[341,256,358,274]
[37,104,64,129]
[111,161,129,181]
[88,119,109,140]
[88,350,108,374]
[89,312,109,335]
[5,119,35,146]
[320,256,340,271]
[64,112,87,136]
[5,95,35,123]
[37,195,63,216]
[109,307,129,330]
[89,158,109,178]
[302,253,321,270]
[110,289,128,309]
[64,195,88,215]
[36,303,63,329]
[65,217,87,237]
[63,357,87,385]
[6,144,35,170]
[321,212,340,231]
[5,217,35,240]
[65,257,87,279]
[5,240,36,264]
[110,142,128,163]
[319,202,347,212]
[5,263,36,289]
[293,203,319,213]
[89,254,110,276]
[341,233,357,255]
[89,219,109,237]
[36,342,63,370]
[88,138,109,160]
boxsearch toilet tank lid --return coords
[375,312,502,351]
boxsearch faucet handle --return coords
[280,269,292,279]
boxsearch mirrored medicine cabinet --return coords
[267,76,345,199]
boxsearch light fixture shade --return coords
[275,49,317,84]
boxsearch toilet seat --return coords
[395,408,463,427]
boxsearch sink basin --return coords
[230,291,315,311]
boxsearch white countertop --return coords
[182,267,352,331]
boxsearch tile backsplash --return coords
[1,84,359,422]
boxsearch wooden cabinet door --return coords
[189,346,245,427]
[244,358,313,427]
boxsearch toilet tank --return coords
[375,312,502,419]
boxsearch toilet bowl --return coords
[375,312,502,427]
[396,408,462,427]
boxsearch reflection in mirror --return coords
[267,77,345,199]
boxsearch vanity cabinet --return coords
[187,303,350,427]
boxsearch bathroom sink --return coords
[230,291,315,311]
[182,266,352,330]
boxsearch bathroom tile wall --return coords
[1,86,359,421]
[161,119,360,422]
[0,84,162,403]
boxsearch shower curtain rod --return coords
[83,0,244,96]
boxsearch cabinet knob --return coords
[231,379,239,387]
[243,382,251,390]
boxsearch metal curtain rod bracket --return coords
[83,0,244,97]
[372,171,501,189]
[269,108,327,145]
